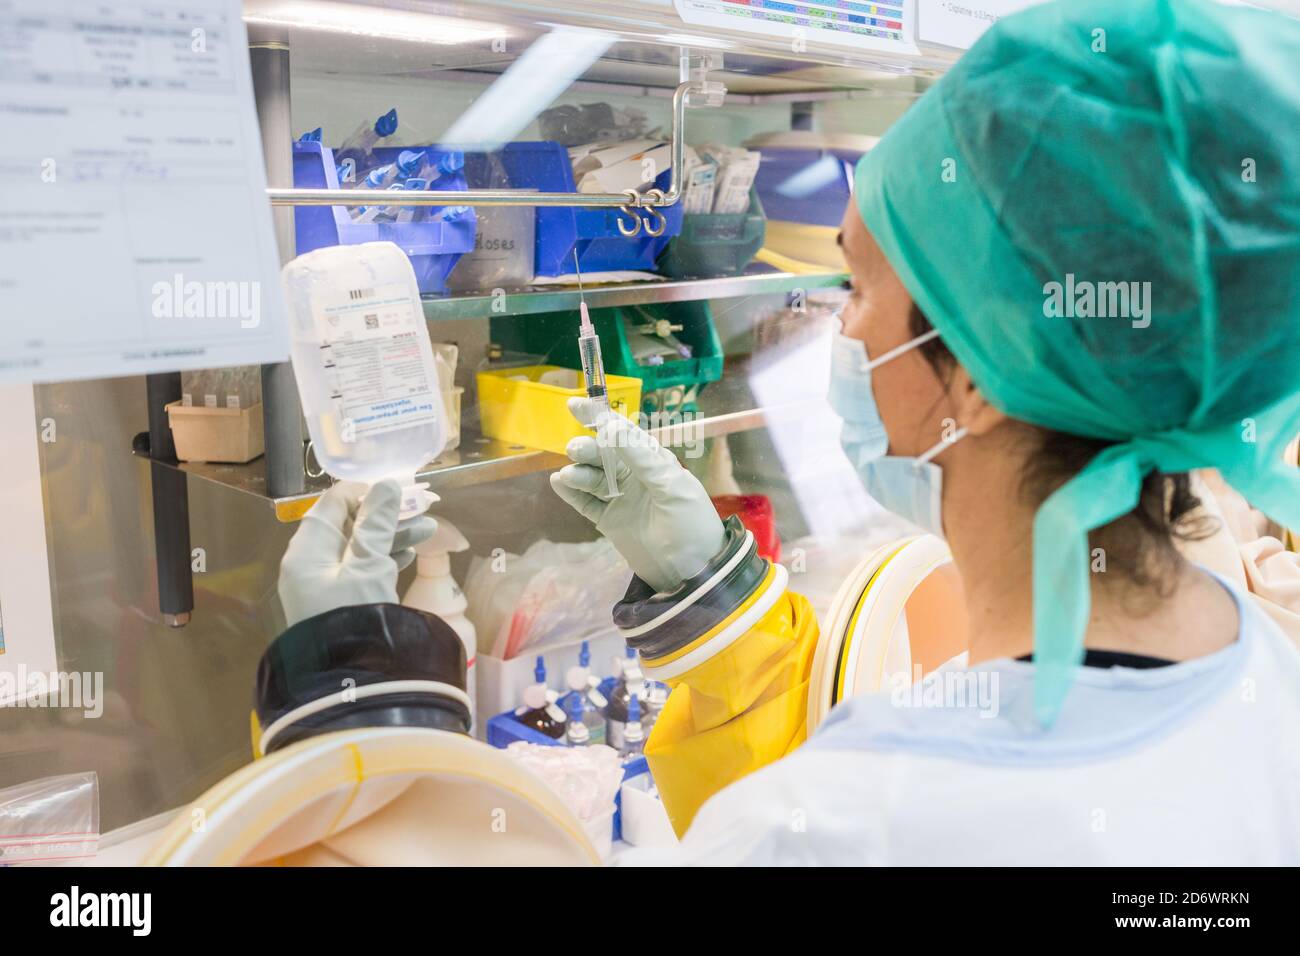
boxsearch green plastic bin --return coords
[489,301,724,415]
[656,189,766,279]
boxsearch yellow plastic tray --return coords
[476,365,642,455]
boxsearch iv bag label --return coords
[311,283,440,439]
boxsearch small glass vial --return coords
[619,696,645,759]
[564,695,590,747]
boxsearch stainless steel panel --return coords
[1,377,294,830]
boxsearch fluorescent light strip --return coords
[244,0,505,46]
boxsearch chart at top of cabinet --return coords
[0,0,287,385]
[674,0,920,55]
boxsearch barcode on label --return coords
[348,287,375,301]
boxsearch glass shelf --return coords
[423,266,846,321]
[157,405,774,522]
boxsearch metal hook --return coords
[641,189,668,237]
[304,439,326,480]
[617,189,642,237]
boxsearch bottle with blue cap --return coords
[560,641,608,747]
[619,696,645,759]
[605,647,644,752]
[564,694,590,747]
[514,656,567,742]
[641,680,669,736]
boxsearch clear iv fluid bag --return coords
[282,241,447,485]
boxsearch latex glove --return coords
[550,397,725,593]
[278,479,437,627]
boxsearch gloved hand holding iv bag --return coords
[279,479,437,627]
[551,397,725,594]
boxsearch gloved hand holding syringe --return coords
[574,251,621,498]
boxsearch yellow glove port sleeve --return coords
[643,587,819,837]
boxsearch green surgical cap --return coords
[855,0,1300,724]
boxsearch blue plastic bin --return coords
[467,142,683,277]
[292,141,477,294]
[752,147,864,227]
[485,708,651,841]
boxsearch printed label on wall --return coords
[918,0,1040,49]
[674,0,920,55]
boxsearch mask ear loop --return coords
[916,426,969,464]
[865,327,942,371]
[902,323,965,465]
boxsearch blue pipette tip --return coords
[579,641,590,667]
[375,108,398,136]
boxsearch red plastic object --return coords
[712,494,781,563]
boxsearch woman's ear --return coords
[950,366,1006,437]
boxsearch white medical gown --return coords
[623,576,1300,866]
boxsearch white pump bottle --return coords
[402,518,477,731]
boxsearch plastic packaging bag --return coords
[538,102,647,146]
[0,772,99,866]
[464,538,632,659]
[182,365,262,409]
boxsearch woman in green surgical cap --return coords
[556,0,1300,864]
[277,0,1300,865]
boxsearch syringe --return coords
[574,252,621,498]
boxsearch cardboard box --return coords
[166,401,264,464]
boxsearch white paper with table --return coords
[0,0,287,384]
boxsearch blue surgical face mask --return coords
[827,316,967,537]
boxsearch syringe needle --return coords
[574,250,621,498]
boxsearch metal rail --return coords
[264,82,695,211]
